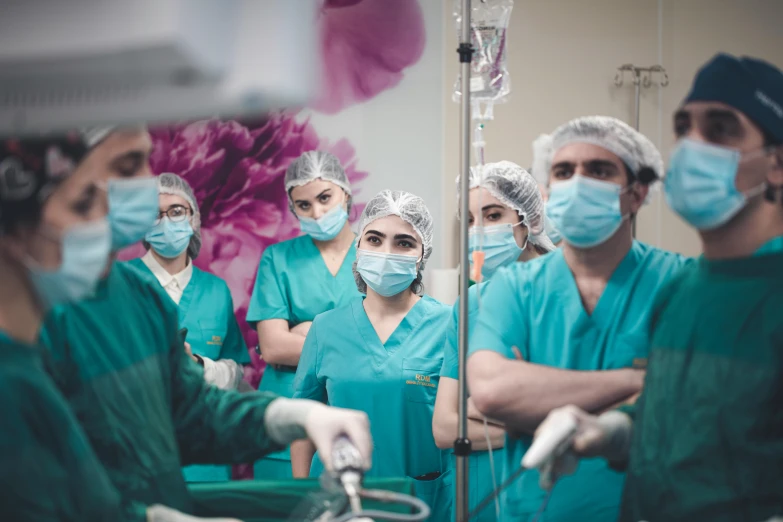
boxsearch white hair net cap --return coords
[458,161,555,252]
[284,151,352,212]
[354,190,434,294]
[531,116,663,203]
[148,173,202,259]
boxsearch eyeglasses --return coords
[154,205,192,225]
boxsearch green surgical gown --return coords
[440,283,506,522]
[128,258,251,483]
[246,235,359,477]
[469,241,689,522]
[41,262,284,516]
[0,331,138,522]
[293,296,453,521]
[619,251,783,522]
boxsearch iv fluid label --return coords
[470,77,486,92]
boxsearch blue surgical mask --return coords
[469,224,525,280]
[299,204,349,242]
[543,214,563,246]
[145,218,193,259]
[107,177,160,250]
[26,219,112,308]
[665,138,767,231]
[356,249,419,297]
[546,176,628,248]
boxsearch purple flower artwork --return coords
[312,0,426,114]
[117,115,369,387]
[116,0,426,480]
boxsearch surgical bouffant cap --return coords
[284,151,352,212]
[685,53,783,144]
[143,173,202,259]
[0,133,90,235]
[354,190,434,294]
[458,161,555,252]
[531,116,664,195]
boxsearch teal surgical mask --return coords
[543,214,563,246]
[299,204,349,242]
[26,219,112,308]
[546,176,629,248]
[665,138,767,231]
[107,177,160,250]
[469,223,525,280]
[145,218,193,259]
[356,249,419,297]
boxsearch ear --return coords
[0,230,29,265]
[768,145,783,183]
[629,183,649,214]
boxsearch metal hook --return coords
[642,73,652,88]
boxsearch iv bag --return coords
[452,0,514,118]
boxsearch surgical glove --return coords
[265,398,372,470]
[534,406,633,490]
[146,505,241,522]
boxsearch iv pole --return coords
[455,0,473,521]
[614,64,668,236]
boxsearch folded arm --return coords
[467,350,643,433]
[256,320,311,367]
[432,377,506,451]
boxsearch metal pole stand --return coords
[455,0,473,521]
[614,64,669,236]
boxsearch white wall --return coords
[305,0,446,269]
[441,0,783,266]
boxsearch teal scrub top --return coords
[40,262,284,516]
[246,235,360,462]
[0,331,135,522]
[440,283,506,522]
[294,296,453,521]
[469,241,690,522]
[127,259,250,482]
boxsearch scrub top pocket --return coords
[603,333,650,370]
[196,319,225,360]
[403,357,441,404]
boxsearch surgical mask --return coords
[26,219,112,309]
[356,249,419,297]
[299,204,349,242]
[544,215,563,246]
[469,224,525,280]
[546,176,629,248]
[107,177,160,250]
[145,218,193,259]
[665,138,767,231]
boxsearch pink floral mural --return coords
[118,115,369,388]
[118,0,427,392]
[313,0,426,114]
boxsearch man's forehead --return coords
[552,142,623,166]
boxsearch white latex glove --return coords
[146,505,241,522]
[265,398,372,471]
[533,405,633,490]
